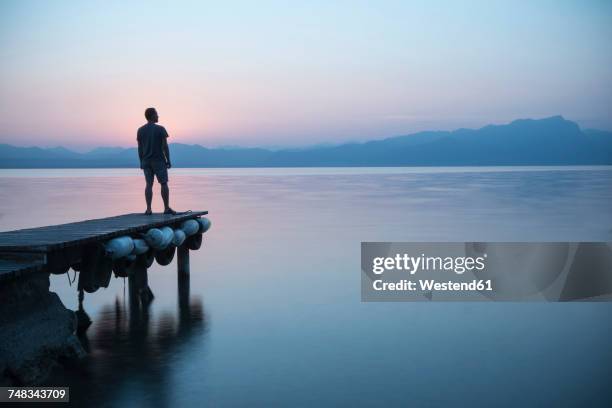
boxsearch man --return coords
[137,107,176,215]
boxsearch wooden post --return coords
[177,245,190,276]
[177,245,190,325]
[177,245,190,320]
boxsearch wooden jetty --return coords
[0,211,208,281]
[0,212,210,385]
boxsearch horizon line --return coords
[1,115,610,153]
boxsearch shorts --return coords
[142,160,168,184]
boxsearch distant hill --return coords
[1,116,611,168]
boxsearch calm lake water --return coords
[1,167,612,407]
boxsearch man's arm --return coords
[162,133,171,168]
[137,132,144,168]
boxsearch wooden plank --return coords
[0,254,46,282]
[0,211,208,252]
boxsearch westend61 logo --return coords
[372,253,487,275]
[361,242,612,302]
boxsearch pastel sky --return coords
[1,0,611,150]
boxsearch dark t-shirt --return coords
[137,123,169,164]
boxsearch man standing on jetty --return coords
[137,107,176,215]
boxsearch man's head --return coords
[144,107,158,123]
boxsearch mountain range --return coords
[1,116,611,168]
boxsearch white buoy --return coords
[181,219,200,236]
[197,217,212,233]
[160,226,175,249]
[104,236,135,260]
[131,238,150,255]
[173,229,186,247]
[144,228,165,249]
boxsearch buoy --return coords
[96,263,113,288]
[144,228,165,249]
[155,245,176,266]
[197,217,212,233]
[181,219,200,236]
[104,236,134,260]
[186,233,203,250]
[79,244,112,293]
[131,238,149,255]
[112,258,131,278]
[137,251,155,268]
[160,226,174,249]
[173,229,186,247]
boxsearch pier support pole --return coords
[177,245,190,321]
[177,245,190,276]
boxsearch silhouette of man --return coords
[137,107,176,215]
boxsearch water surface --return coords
[1,167,611,407]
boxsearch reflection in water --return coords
[75,288,92,344]
[51,268,206,407]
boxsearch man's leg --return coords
[143,167,154,215]
[160,182,176,214]
[156,161,175,214]
[145,181,153,214]
[161,182,170,211]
